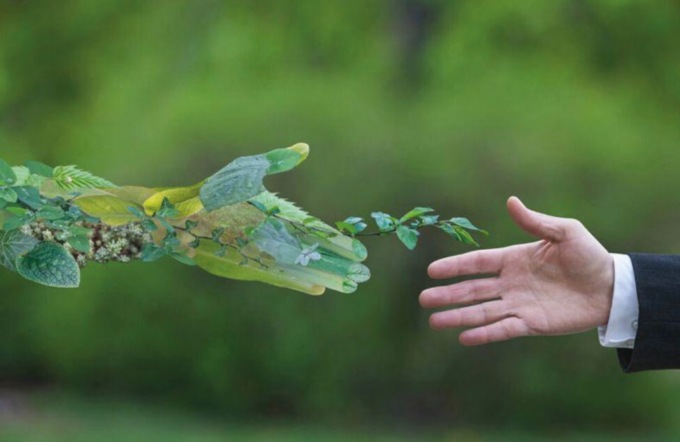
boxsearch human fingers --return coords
[428,249,505,279]
[458,317,529,346]
[419,278,501,309]
[429,300,508,330]
[506,196,574,243]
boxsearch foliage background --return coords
[1,0,680,438]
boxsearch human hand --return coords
[420,197,614,345]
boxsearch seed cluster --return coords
[20,221,153,267]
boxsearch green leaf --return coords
[157,197,180,219]
[16,242,80,288]
[24,160,54,178]
[264,147,304,174]
[249,200,268,213]
[3,213,33,231]
[335,221,358,235]
[399,207,434,224]
[420,215,440,226]
[171,252,196,266]
[0,230,39,272]
[396,225,419,250]
[140,244,166,262]
[75,195,142,226]
[0,159,17,185]
[53,165,115,191]
[0,187,18,203]
[36,206,65,221]
[371,212,396,231]
[67,235,91,253]
[14,186,43,209]
[438,223,462,241]
[452,225,480,246]
[143,183,204,218]
[449,217,488,235]
[11,166,30,186]
[200,144,307,212]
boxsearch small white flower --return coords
[295,243,322,267]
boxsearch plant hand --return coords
[420,196,614,345]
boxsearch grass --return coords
[0,390,674,442]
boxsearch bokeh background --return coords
[1,1,680,440]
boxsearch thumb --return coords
[507,196,569,242]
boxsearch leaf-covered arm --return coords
[0,143,484,295]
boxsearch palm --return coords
[420,197,614,345]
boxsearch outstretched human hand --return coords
[420,197,615,345]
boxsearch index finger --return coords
[428,249,505,279]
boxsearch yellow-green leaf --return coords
[143,182,204,218]
[75,195,143,226]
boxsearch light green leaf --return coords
[399,207,434,224]
[0,159,16,185]
[371,212,396,231]
[67,235,91,253]
[449,217,488,235]
[11,166,30,186]
[53,165,116,191]
[0,230,39,272]
[16,242,80,288]
[0,187,18,203]
[396,225,419,250]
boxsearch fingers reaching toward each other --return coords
[428,249,505,280]
[429,300,509,330]
[419,278,502,309]
[458,317,529,346]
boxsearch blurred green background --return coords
[2,0,680,440]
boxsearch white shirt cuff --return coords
[598,254,639,349]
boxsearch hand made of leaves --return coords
[0,144,486,295]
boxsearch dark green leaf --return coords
[200,155,269,211]
[396,225,419,250]
[36,206,65,221]
[24,160,54,178]
[127,206,145,218]
[141,218,158,231]
[249,200,268,213]
[211,228,225,242]
[215,245,227,257]
[0,230,39,272]
[16,242,80,288]
[399,207,434,224]
[14,186,43,209]
[0,160,16,185]
[184,220,199,231]
[157,197,180,219]
[188,238,200,248]
[141,244,166,262]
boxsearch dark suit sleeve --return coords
[618,254,680,372]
